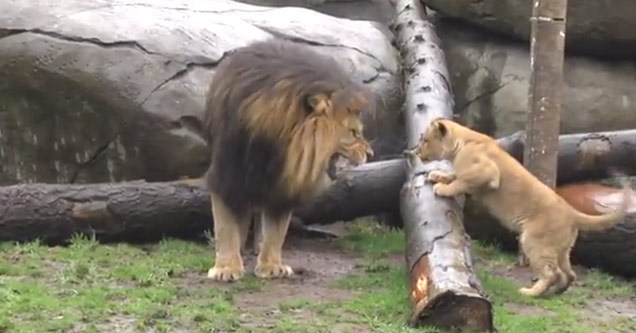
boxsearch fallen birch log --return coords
[0,130,635,276]
[390,0,493,331]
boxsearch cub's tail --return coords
[570,173,632,231]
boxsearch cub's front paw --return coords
[433,183,449,197]
[427,170,453,184]
[254,263,294,279]
[207,264,244,282]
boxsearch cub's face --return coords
[415,119,449,162]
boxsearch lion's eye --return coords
[350,129,360,138]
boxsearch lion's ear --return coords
[305,93,331,115]
[433,120,448,137]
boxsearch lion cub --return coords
[413,118,632,297]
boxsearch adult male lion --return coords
[203,39,374,282]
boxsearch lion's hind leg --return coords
[207,192,249,282]
[254,210,294,279]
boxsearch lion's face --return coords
[306,88,374,180]
[329,90,374,176]
[334,114,374,166]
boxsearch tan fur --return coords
[414,118,632,297]
[207,192,251,281]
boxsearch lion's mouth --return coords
[327,153,356,180]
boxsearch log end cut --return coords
[409,256,494,332]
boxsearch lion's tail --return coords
[569,174,632,231]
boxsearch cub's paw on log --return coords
[432,183,461,197]
[254,263,294,279]
[427,170,455,184]
[207,264,245,282]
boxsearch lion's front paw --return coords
[254,263,294,279]
[207,264,244,282]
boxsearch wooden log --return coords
[498,129,636,184]
[0,179,331,246]
[0,180,212,244]
[390,0,494,331]
[0,131,634,275]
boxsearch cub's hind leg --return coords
[207,192,249,282]
[255,210,294,279]
[554,234,578,294]
[518,232,560,297]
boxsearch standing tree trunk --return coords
[390,1,494,331]
[519,0,569,265]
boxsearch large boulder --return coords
[0,0,403,185]
[235,0,394,23]
[435,17,636,139]
[425,0,636,59]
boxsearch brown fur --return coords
[413,118,632,297]
[203,39,373,282]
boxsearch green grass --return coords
[0,222,634,332]
[333,221,636,333]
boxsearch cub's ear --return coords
[305,93,331,115]
[433,120,448,137]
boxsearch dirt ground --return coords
[193,222,636,332]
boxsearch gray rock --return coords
[235,0,394,23]
[426,0,636,59]
[436,17,636,139]
[0,0,403,185]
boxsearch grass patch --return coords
[0,220,634,332]
[339,219,404,257]
[333,220,636,333]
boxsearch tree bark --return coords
[0,179,336,246]
[520,0,569,265]
[524,0,568,187]
[0,180,212,244]
[390,1,494,331]
[499,129,636,184]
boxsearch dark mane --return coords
[203,39,359,217]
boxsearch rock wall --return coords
[437,18,636,138]
[1,0,635,186]
[0,0,403,185]
[426,0,636,59]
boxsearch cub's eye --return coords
[350,129,360,138]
